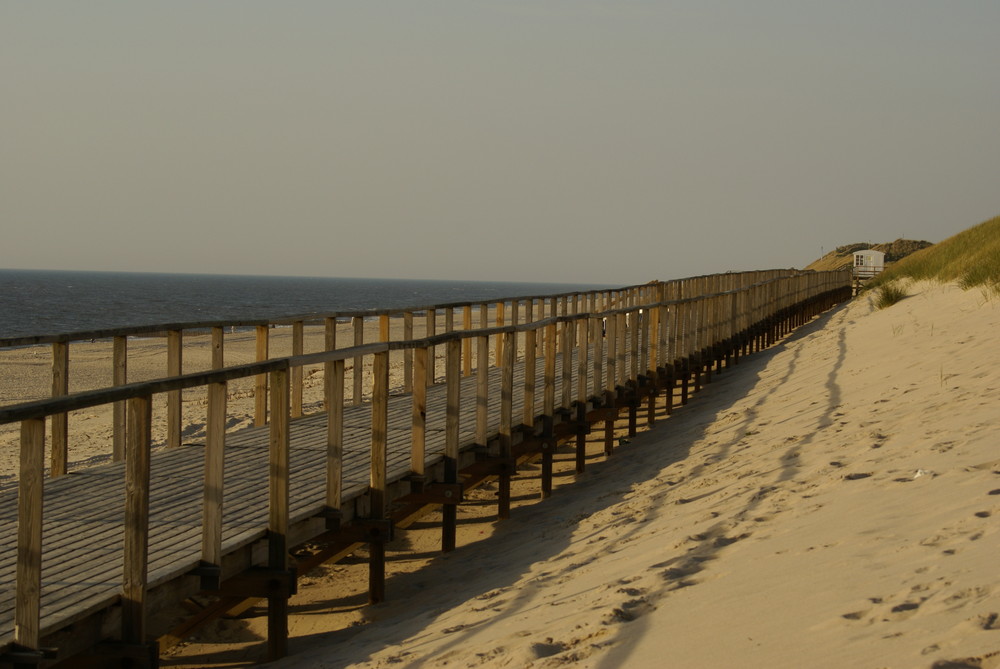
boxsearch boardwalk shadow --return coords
[173,303,853,668]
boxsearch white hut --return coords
[852,249,885,278]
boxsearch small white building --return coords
[852,249,885,278]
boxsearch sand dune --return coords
[210,281,998,669]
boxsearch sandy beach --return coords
[4,282,998,668]
[153,281,999,668]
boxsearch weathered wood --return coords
[369,352,389,604]
[425,309,436,387]
[255,325,269,426]
[325,359,345,525]
[462,306,473,377]
[50,342,69,477]
[14,418,44,651]
[291,321,304,418]
[498,331,515,520]
[167,330,183,449]
[411,348,427,476]
[201,381,226,575]
[403,312,414,393]
[267,368,290,661]
[442,340,460,552]
[122,395,152,646]
[113,335,127,463]
[211,326,225,370]
[522,329,537,429]
[476,336,489,447]
[353,317,364,406]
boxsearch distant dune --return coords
[804,239,933,272]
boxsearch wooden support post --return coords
[255,325,269,426]
[353,317,364,405]
[267,368,290,661]
[167,329,182,449]
[523,329,537,428]
[604,315,617,457]
[211,325,225,370]
[542,323,556,497]
[291,321,304,418]
[560,321,572,411]
[411,347,428,475]
[476,336,489,447]
[201,380,227,589]
[113,335,127,463]
[325,358,345,529]
[442,340,460,552]
[50,342,69,477]
[403,312,413,392]
[369,352,389,603]
[425,309,436,386]
[462,306,473,377]
[123,395,152,647]
[14,418,45,654]
[498,331,515,520]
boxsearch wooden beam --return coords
[353,317,364,406]
[411,347,427,476]
[113,335,127,463]
[14,418,44,650]
[201,380,226,577]
[50,342,69,477]
[325,358,345,528]
[122,395,152,646]
[291,321,304,418]
[255,325,269,426]
[369,351,389,604]
[167,329,183,449]
[267,368,290,661]
[442,340,460,552]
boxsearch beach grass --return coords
[866,215,1000,291]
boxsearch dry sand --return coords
[6,282,1000,667]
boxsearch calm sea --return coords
[0,269,613,340]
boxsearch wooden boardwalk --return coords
[0,270,852,667]
[0,351,581,657]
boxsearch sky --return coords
[2,1,998,286]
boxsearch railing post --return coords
[50,342,68,477]
[369,351,389,603]
[476,335,489,447]
[325,358,345,529]
[353,316,364,405]
[291,321,304,418]
[411,347,428,475]
[200,380,226,590]
[442,340,461,552]
[497,331,515,520]
[403,312,413,392]
[425,309,436,386]
[267,367,290,661]
[167,329,183,448]
[14,418,45,655]
[113,335,127,462]
[255,325,269,426]
[122,395,152,650]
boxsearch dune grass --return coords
[866,215,1000,292]
[872,281,909,309]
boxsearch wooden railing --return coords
[0,268,851,663]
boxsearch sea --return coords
[0,269,614,340]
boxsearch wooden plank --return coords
[267,367,290,661]
[442,340,460,552]
[201,381,226,570]
[411,348,427,476]
[292,321,304,418]
[352,317,364,406]
[167,329,183,450]
[113,335,128,463]
[50,342,69,478]
[14,418,44,650]
[255,325,269,426]
[326,359,345,516]
[122,395,151,645]
[369,351,389,604]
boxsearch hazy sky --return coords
[3,1,998,285]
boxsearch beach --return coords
[155,281,1000,668]
[4,282,998,667]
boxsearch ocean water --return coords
[0,269,613,340]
